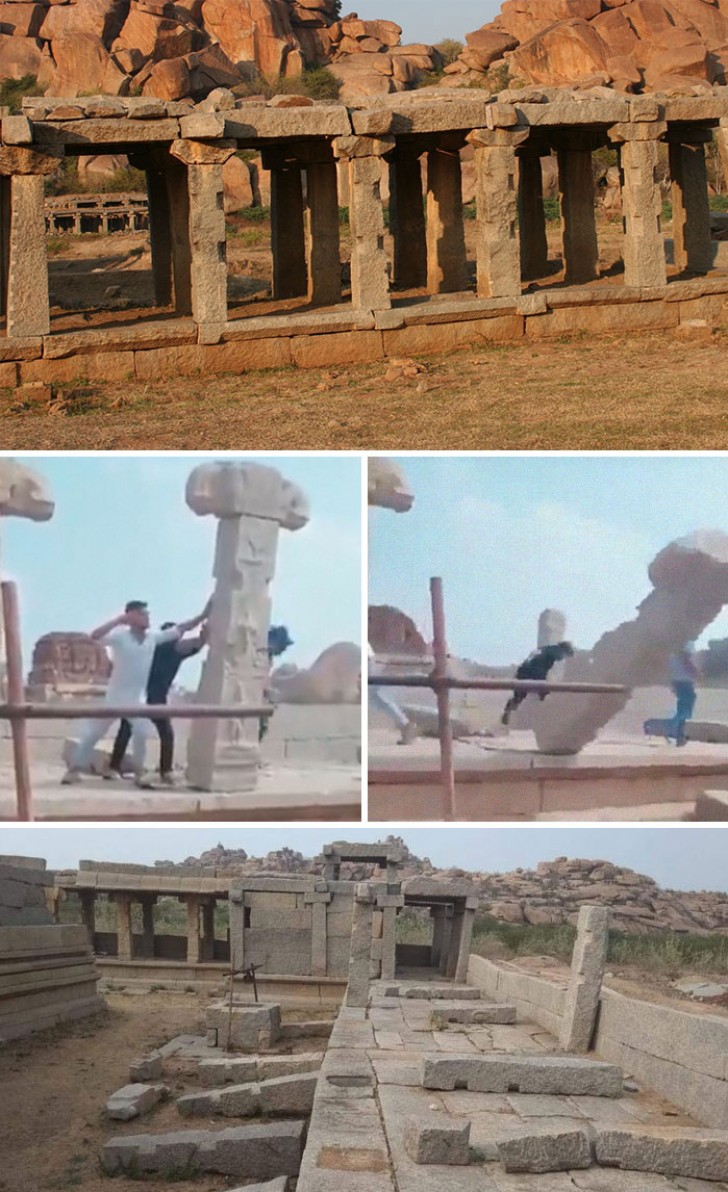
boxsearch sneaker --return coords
[61,768,82,785]
[101,768,123,782]
[159,773,176,787]
[134,770,157,790]
[398,721,419,745]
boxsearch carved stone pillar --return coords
[0,146,60,337]
[426,143,467,293]
[469,128,523,298]
[610,122,667,288]
[306,159,341,306]
[334,135,393,310]
[557,143,598,284]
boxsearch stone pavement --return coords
[297,978,728,1192]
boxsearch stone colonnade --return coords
[0,105,721,340]
[77,888,220,963]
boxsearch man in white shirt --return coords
[368,643,417,744]
[62,597,211,788]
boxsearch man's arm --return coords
[175,634,206,658]
[90,614,128,641]
[174,596,213,636]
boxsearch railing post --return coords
[430,576,456,821]
[1,580,33,822]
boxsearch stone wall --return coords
[467,952,567,1037]
[0,854,53,926]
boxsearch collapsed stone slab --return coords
[404,1112,471,1165]
[129,1052,163,1082]
[101,1121,305,1179]
[497,1127,592,1173]
[205,1001,281,1051]
[106,1082,169,1121]
[401,985,481,1001]
[178,1073,317,1119]
[197,1053,323,1086]
[595,1126,728,1181]
[421,1055,623,1096]
[431,1002,516,1025]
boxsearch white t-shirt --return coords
[100,627,179,701]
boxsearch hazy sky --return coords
[3,454,362,683]
[2,825,726,893]
[369,454,728,666]
[351,0,499,45]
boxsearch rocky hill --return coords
[0,0,441,101]
[450,0,728,95]
[159,841,728,936]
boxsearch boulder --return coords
[644,41,710,86]
[222,153,253,210]
[77,153,128,185]
[509,18,609,85]
[271,642,361,705]
[39,0,127,42]
[0,4,45,38]
[141,53,190,97]
[0,31,43,76]
[44,33,130,96]
[185,43,246,93]
[200,0,297,75]
[113,7,203,61]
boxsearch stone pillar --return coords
[185,461,310,792]
[230,889,245,972]
[380,905,398,981]
[305,891,331,977]
[0,175,10,318]
[455,899,477,983]
[538,609,567,649]
[270,160,307,299]
[669,139,712,275]
[115,893,133,961]
[431,907,445,968]
[519,152,549,281]
[305,160,341,306]
[469,129,521,298]
[611,125,667,288]
[140,895,156,959]
[170,139,236,343]
[389,145,426,289]
[446,909,464,979]
[6,173,50,337]
[79,890,96,943]
[345,883,376,1007]
[557,145,598,285]
[166,157,193,315]
[145,166,174,307]
[439,906,454,976]
[335,136,393,310]
[426,144,467,293]
[186,895,201,964]
[200,899,215,962]
[559,905,608,1053]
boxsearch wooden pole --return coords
[430,576,456,821]
[1,581,33,822]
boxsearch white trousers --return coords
[71,711,151,773]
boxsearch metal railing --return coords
[369,577,630,821]
[1,582,272,822]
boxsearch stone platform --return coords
[368,730,728,821]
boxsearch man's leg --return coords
[369,685,417,743]
[501,691,527,726]
[63,718,115,783]
[154,717,174,779]
[108,719,132,775]
[675,682,696,746]
[129,718,154,786]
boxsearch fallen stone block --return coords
[403,985,481,1001]
[198,1057,258,1086]
[404,1112,471,1165]
[101,1122,305,1179]
[258,1073,318,1116]
[197,1052,322,1086]
[421,1055,623,1097]
[179,1073,317,1119]
[595,1127,728,1181]
[206,1001,281,1051]
[431,1002,516,1025]
[106,1083,169,1121]
[129,1052,163,1081]
[497,1128,592,1173]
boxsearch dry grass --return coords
[3,329,728,450]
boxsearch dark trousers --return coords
[501,690,547,726]
[111,714,174,775]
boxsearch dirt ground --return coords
[6,215,728,451]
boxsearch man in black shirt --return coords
[108,620,209,784]
[501,641,574,726]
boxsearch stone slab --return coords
[101,1122,305,1178]
[404,1112,471,1165]
[106,1082,168,1121]
[421,1055,623,1097]
[595,1127,728,1180]
[496,1128,592,1173]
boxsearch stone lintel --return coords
[35,118,181,148]
[333,134,395,159]
[376,894,405,908]
[608,121,667,144]
[261,141,334,169]
[629,97,664,122]
[303,892,333,904]
[468,127,530,149]
[354,882,378,904]
[0,145,62,175]
[179,112,226,140]
[170,138,237,165]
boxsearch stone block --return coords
[198,1058,259,1086]
[101,1122,305,1179]
[421,1055,623,1097]
[595,1127,728,1180]
[129,1053,163,1082]
[403,1112,471,1165]
[2,115,32,145]
[106,1083,169,1121]
[497,1128,592,1173]
[695,790,728,820]
[258,1073,318,1116]
[206,1002,281,1052]
[290,329,384,368]
[404,985,481,1001]
[432,1002,516,1025]
[227,1182,288,1192]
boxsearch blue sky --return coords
[369,454,728,666]
[3,454,362,683]
[1,825,725,892]
[352,0,500,45]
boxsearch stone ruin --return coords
[27,631,112,700]
[368,456,415,514]
[533,529,728,754]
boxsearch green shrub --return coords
[434,39,464,67]
[0,74,41,114]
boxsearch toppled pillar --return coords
[421,1054,623,1096]
[595,1126,728,1180]
[518,151,549,281]
[267,153,307,300]
[538,609,567,648]
[185,461,310,791]
[0,147,60,337]
[345,882,376,1007]
[534,530,728,755]
[497,1128,592,1173]
[559,904,608,1053]
[101,1122,305,1180]
[669,136,712,276]
[334,135,392,310]
[426,141,468,293]
[557,142,598,285]
[170,139,236,343]
[610,122,667,288]
[389,144,427,289]
[469,128,523,299]
[305,159,341,306]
